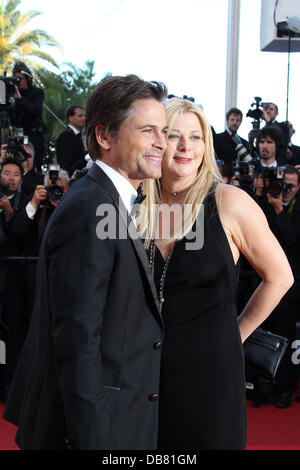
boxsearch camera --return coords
[6,129,29,162]
[231,134,253,162]
[261,166,288,198]
[246,97,269,149]
[0,73,21,107]
[233,161,256,194]
[45,165,64,203]
[0,183,10,199]
[246,97,264,121]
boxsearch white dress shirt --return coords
[95,160,137,216]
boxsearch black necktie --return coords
[134,185,146,205]
[130,185,146,218]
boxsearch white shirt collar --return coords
[260,160,277,168]
[68,124,81,135]
[95,160,137,214]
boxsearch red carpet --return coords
[246,389,300,450]
[1,394,300,450]
[0,401,19,450]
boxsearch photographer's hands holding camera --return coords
[266,191,283,215]
[30,185,47,209]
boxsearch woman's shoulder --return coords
[215,182,266,225]
[215,182,257,211]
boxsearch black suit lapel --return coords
[87,163,162,321]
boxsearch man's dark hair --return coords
[66,105,84,122]
[13,61,33,85]
[85,74,168,161]
[0,158,24,176]
[257,126,285,160]
[226,107,243,121]
[284,164,300,184]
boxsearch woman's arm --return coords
[216,183,294,343]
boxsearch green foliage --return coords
[0,0,60,71]
[38,60,99,164]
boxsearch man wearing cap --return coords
[12,61,46,171]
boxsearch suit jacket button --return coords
[149,394,159,401]
[153,341,162,349]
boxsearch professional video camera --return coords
[246,97,269,150]
[0,183,10,199]
[0,72,21,127]
[261,166,292,198]
[45,165,64,203]
[233,161,256,194]
[0,73,21,107]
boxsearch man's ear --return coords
[95,125,113,151]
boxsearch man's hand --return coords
[31,185,47,209]
[0,195,13,218]
[14,85,21,100]
[262,107,270,124]
[267,191,283,214]
[0,144,7,162]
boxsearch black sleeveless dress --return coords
[152,192,247,450]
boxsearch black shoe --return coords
[276,391,292,409]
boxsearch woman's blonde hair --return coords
[140,98,222,247]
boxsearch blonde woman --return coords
[140,98,293,450]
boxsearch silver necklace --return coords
[149,239,174,313]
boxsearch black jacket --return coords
[4,163,163,450]
[56,126,86,176]
[12,85,45,135]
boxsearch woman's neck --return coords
[160,176,194,204]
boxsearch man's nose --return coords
[153,132,167,151]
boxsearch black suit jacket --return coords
[4,163,163,450]
[56,126,86,176]
[213,130,249,174]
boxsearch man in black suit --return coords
[4,74,168,450]
[285,121,300,166]
[56,105,86,176]
[213,107,250,176]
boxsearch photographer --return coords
[261,102,289,153]
[11,62,46,171]
[0,160,68,399]
[255,138,300,408]
[21,142,44,196]
[0,140,44,196]
[0,158,42,400]
[213,107,250,175]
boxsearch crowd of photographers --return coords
[214,102,300,409]
[0,61,300,409]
